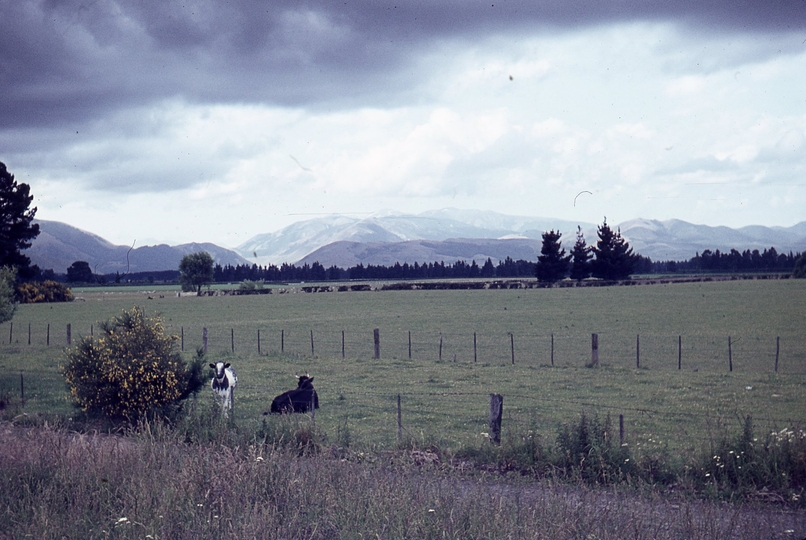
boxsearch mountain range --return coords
[23,210,806,275]
[27,220,250,275]
[235,209,806,268]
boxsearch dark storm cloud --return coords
[1,0,804,129]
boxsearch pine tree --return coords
[536,230,571,282]
[590,219,636,280]
[0,162,40,277]
[570,226,592,280]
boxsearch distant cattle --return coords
[269,374,319,414]
[210,362,237,417]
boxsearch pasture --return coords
[1,278,804,457]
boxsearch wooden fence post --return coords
[8,322,12,344]
[775,336,779,373]
[438,333,443,361]
[203,327,208,353]
[310,330,315,356]
[342,330,345,359]
[510,333,515,365]
[408,331,412,360]
[66,323,71,346]
[231,328,235,353]
[551,333,555,367]
[257,329,261,355]
[678,335,682,370]
[489,394,503,445]
[373,328,380,359]
[28,322,31,346]
[728,336,733,372]
[397,394,402,443]
[473,332,477,363]
[590,333,599,367]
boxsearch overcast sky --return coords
[2,0,805,248]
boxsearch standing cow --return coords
[210,362,237,417]
[269,374,319,414]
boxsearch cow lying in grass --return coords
[268,374,319,414]
[210,362,237,417]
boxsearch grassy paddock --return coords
[0,279,804,456]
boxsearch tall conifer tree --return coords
[536,229,570,282]
[570,226,592,280]
[590,219,636,280]
[0,162,40,277]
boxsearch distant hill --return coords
[238,210,806,267]
[26,220,250,275]
[237,209,589,266]
[23,212,806,274]
[296,238,546,268]
[620,218,806,261]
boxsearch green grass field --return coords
[1,278,804,456]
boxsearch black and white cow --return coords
[269,374,319,414]
[210,362,237,417]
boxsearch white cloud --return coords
[11,19,806,247]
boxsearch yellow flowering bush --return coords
[16,280,74,303]
[63,306,204,420]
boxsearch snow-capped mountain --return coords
[236,210,590,265]
[237,210,805,267]
[26,211,806,273]
[620,219,806,262]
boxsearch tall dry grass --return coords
[1,420,804,540]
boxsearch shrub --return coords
[692,416,806,504]
[16,280,73,303]
[238,279,267,294]
[62,306,205,421]
[554,412,634,483]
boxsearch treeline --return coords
[651,247,800,274]
[35,247,801,286]
[212,256,537,283]
[210,247,799,284]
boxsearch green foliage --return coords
[0,162,40,277]
[255,415,323,456]
[535,229,570,283]
[569,225,592,280]
[62,306,205,421]
[692,417,806,503]
[0,266,17,324]
[179,251,214,294]
[238,279,265,293]
[794,253,806,278]
[65,260,93,283]
[590,219,636,280]
[8,425,795,540]
[15,280,73,303]
[554,412,634,483]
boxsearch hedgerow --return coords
[62,306,205,421]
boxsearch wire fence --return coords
[191,326,800,374]
[2,340,802,455]
[2,320,803,374]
